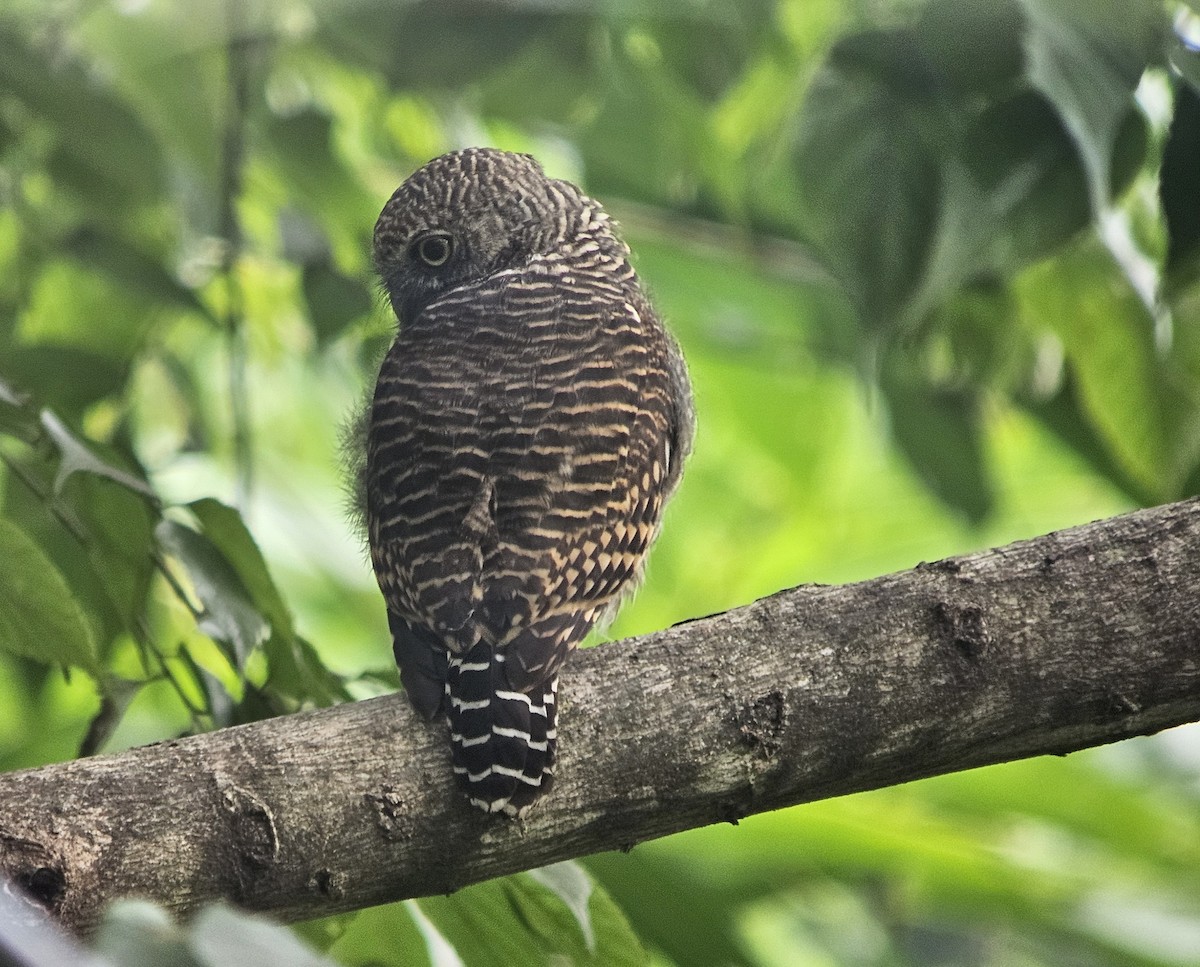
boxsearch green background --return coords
[2,0,1200,964]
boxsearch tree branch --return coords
[3,498,1200,932]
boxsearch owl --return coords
[366,148,693,816]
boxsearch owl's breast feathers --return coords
[367,252,690,707]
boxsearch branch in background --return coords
[2,498,1198,933]
[218,0,254,510]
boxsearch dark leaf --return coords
[792,32,943,331]
[0,347,130,422]
[187,499,293,638]
[883,380,994,524]
[155,520,269,670]
[1161,82,1200,283]
[64,229,207,318]
[962,92,1091,271]
[301,263,373,344]
[185,498,349,705]
[262,633,351,708]
[79,676,146,757]
[914,0,1025,96]
[1019,0,1161,212]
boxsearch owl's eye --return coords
[413,232,453,267]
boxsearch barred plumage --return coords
[366,148,693,816]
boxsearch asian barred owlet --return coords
[366,147,693,817]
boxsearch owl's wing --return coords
[369,267,687,699]
[477,291,687,693]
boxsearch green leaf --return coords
[259,108,379,268]
[585,851,749,967]
[0,25,166,207]
[415,868,646,967]
[526,861,597,953]
[155,520,269,670]
[1022,375,1155,506]
[187,499,293,639]
[77,479,158,634]
[1018,0,1161,212]
[40,411,157,500]
[325,901,432,967]
[1016,238,1186,498]
[0,518,98,673]
[184,499,349,705]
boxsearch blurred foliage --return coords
[1,0,1200,964]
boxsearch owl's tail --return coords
[446,641,557,817]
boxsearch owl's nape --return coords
[365,147,694,817]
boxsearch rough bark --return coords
[3,498,1199,933]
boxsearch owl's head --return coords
[373,147,623,324]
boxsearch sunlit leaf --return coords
[1016,238,1187,498]
[94,899,196,967]
[0,886,112,967]
[0,375,24,407]
[0,518,98,674]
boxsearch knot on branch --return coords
[933,602,990,659]
[365,787,414,842]
[732,690,787,759]
[0,831,67,915]
[216,776,279,896]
